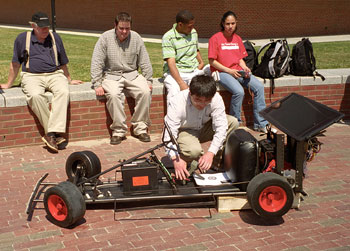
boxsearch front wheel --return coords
[44,181,86,228]
[247,172,294,218]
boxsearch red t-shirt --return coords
[208,32,247,72]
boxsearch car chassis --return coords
[26,93,344,228]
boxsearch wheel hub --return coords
[259,186,287,212]
[47,194,68,221]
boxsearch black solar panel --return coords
[260,93,344,141]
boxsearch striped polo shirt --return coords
[162,23,199,74]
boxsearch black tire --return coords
[65,151,101,183]
[247,172,294,218]
[44,181,86,228]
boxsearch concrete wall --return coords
[1,0,349,39]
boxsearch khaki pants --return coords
[21,70,69,134]
[177,115,239,167]
[102,75,151,137]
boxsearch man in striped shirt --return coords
[162,10,206,106]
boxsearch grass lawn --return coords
[1,27,349,86]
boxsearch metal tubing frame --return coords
[26,173,49,214]
[77,141,169,186]
[294,140,307,193]
[93,190,247,204]
[77,122,180,186]
[275,133,285,174]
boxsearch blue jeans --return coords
[219,72,268,129]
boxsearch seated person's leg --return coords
[243,75,268,129]
[21,73,50,133]
[177,129,203,163]
[125,75,151,140]
[102,79,127,137]
[164,74,181,106]
[198,116,239,169]
[226,114,239,136]
[47,71,70,134]
[164,72,195,105]
[218,72,245,122]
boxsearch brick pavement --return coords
[0,123,349,251]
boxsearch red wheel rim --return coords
[259,186,287,212]
[47,194,68,221]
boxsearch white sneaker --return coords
[254,127,267,134]
[212,71,220,82]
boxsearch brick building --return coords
[1,0,349,39]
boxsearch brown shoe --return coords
[135,133,151,142]
[42,134,58,152]
[55,134,66,145]
[110,136,126,145]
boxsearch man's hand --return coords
[0,83,12,89]
[197,61,204,70]
[198,152,215,172]
[95,86,105,96]
[147,81,153,91]
[166,58,189,91]
[179,80,189,91]
[173,157,189,180]
[70,80,83,85]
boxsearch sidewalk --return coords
[1,24,350,48]
[0,122,349,250]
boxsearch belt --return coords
[25,68,60,74]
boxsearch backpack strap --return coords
[307,40,325,81]
[25,31,31,71]
[256,40,274,59]
[281,39,291,73]
[49,31,59,67]
[270,79,275,95]
[268,41,283,77]
[314,71,326,81]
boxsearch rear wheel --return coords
[44,181,86,228]
[65,151,101,183]
[247,172,294,218]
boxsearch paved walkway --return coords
[1,24,350,48]
[0,123,349,250]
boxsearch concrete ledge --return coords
[216,68,350,90]
[0,92,4,107]
[0,78,166,107]
[0,70,349,107]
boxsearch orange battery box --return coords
[121,160,158,195]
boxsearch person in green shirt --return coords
[162,10,206,106]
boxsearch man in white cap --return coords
[0,12,81,152]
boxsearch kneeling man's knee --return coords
[181,144,203,161]
[227,115,239,134]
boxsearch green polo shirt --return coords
[162,23,199,74]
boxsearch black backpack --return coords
[253,39,291,79]
[243,40,257,71]
[253,39,291,93]
[290,38,325,80]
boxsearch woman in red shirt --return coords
[208,11,268,132]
